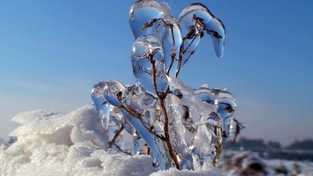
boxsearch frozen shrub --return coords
[92,0,241,171]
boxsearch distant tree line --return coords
[223,138,313,161]
[224,137,313,151]
[285,139,313,150]
[223,137,281,151]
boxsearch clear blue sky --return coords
[0,0,312,145]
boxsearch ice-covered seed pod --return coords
[212,89,237,137]
[91,82,111,129]
[178,3,226,66]
[92,82,129,153]
[194,87,236,138]
[129,0,182,76]
[194,86,215,104]
[91,81,128,127]
[104,80,128,107]
[129,0,172,39]
[131,35,169,94]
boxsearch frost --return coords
[91,0,239,172]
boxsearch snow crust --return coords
[0,105,223,176]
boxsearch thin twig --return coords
[176,35,198,77]
[114,144,132,156]
[108,124,125,149]
[232,119,242,144]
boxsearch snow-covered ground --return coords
[1,105,312,176]
[265,159,313,176]
[221,150,313,175]
[0,105,224,176]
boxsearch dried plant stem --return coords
[212,127,222,167]
[108,124,125,149]
[232,119,241,144]
[160,97,180,170]
[149,54,180,170]
[114,144,132,156]
[176,35,198,77]
[146,145,151,155]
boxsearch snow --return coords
[0,105,224,176]
[265,159,313,176]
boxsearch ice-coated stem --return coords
[121,108,172,170]
[160,96,180,169]
[108,124,124,149]
[149,52,180,169]
[212,126,222,167]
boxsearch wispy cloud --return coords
[7,76,92,96]
[10,80,60,93]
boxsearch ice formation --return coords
[91,0,240,171]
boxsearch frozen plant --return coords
[91,0,241,171]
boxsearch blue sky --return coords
[0,0,312,145]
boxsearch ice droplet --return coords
[131,35,169,94]
[129,0,173,39]
[178,3,226,60]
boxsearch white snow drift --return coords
[0,105,223,176]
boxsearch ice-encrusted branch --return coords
[91,0,240,172]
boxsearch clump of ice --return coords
[0,105,224,176]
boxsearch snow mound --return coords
[0,105,223,176]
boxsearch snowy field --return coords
[1,105,312,176]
